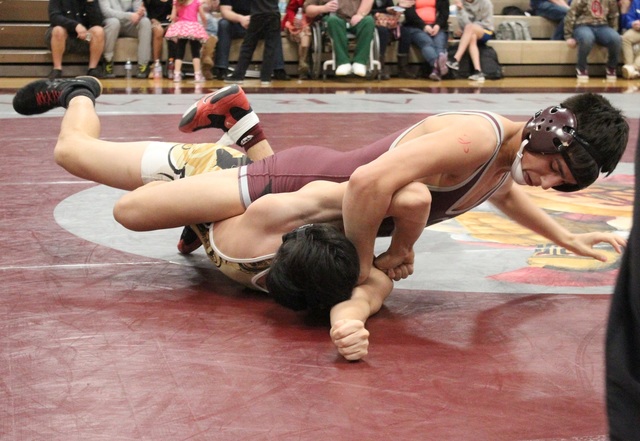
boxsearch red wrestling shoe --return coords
[13,76,102,115]
[177,226,202,254]
[178,85,259,143]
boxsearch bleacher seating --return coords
[0,0,616,78]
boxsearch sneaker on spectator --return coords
[136,63,149,79]
[605,67,617,81]
[621,64,638,79]
[194,72,205,83]
[104,60,116,78]
[224,75,244,84]
[446,58,459,71]
[352,62,367,77]
[48,69,63,79]
[13,76,102,116]
[335,63,352,76]
[576,68,589,81]
[428,71,441,81]
[173,72,182,83]
[468,71,485,82]
[178,84,259,138]
[260,80,272,87]
[273,69,290,80]
[86,67,103,78]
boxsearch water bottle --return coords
[278,0,287,15]
[125,59,132,79]
[294,7,303,29]
[153,60,162,79]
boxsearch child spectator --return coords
[224,0,284,85]
[446,0,494,82]
[165,0,210,82]
[282,0,312,78]
[144,0,176,77]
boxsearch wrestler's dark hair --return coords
[265,224,360,314]
[559,93,629,190]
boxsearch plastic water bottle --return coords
[153,60,162,79]
[278,0,287,15]
[294,7,303,29]
[125,59,132,79]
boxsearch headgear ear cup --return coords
[510,139,528,185]
[518,105,602,192]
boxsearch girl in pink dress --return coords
[164,0,210,82]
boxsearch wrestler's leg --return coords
[113,167,246,231]
[54,95,150,190]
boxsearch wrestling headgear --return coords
[511,105,606,192]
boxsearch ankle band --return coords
[236,125,265,151]
[63,88,96,108]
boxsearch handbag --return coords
[374,12,401,39]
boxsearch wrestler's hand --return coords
[330,319,369,361]
[374,249,415,281]
[562,232,626,262]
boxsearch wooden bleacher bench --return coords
[0,0,619,78]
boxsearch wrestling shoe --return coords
[13,76,102,116]
[177,226,202,254]
[178,85,259,142]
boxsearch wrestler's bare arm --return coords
[344,120,498,282]
[329,267,393,361]
[489,181,626,261]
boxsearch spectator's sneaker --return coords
[446,58,459,71]
[621,64,637,79]
[273,69,290,80]
[173,71,182,83]
[428,71,441,81]
[215,67,229,80]
[86,67,103,78]
[104,60,116,78]
[606,67,617,81]
[136,63,149,79]
[223,74,244,84]
[576,68,589,81]
[48,69,62,79]
[177,226,203,254]
[352,62,367,77]
[468,71,485,82]
[335,63,352,76]
[437,52,449,77]
[178,85,259,140]
[13,76,102,115]
[260,80,272,87]
[194,72,205,83]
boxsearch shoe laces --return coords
[36,89,61,107]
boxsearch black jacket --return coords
[48,0,104,36]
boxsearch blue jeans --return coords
[573,25,621,71]
[532,1,568,40]
[398,26,447,67]
[214,18,285,70]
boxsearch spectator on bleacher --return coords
[530,0,569,40]
[201,0,221,79]
[144,0,175,78]
[283,0,313,78]
[620,0,640,78]
[165,0,210,82]
[304,0,376,77]
[99,0,153,78]
[213,0,289,81]
[371,0,404,80]
[47,0,107,79]
[223,0,283,85]
[446,0,494,82]
[398,0,449,81]
[564,0,621,80]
